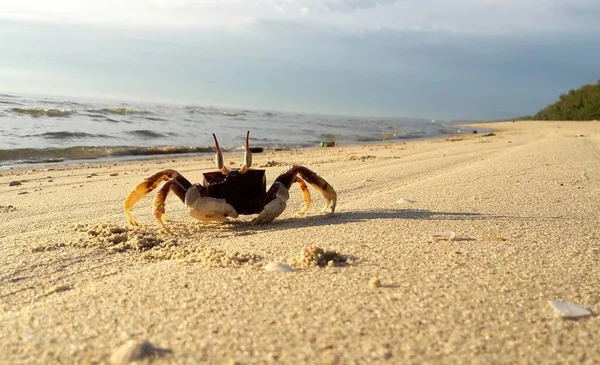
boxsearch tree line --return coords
[526,80,600,120]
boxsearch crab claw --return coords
[252,182,289,224]
[240,130,252,174]
[185,185,238,222]
[213,133,229,175]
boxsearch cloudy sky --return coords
[0,0,599,119]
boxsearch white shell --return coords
[265,262,294,273]
[430,231,456,240]
[548,300,592,319]
[396,198,415,204]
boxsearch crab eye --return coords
[212,133,229,174]
[240,131,252,173]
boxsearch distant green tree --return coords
[533,80,600,120]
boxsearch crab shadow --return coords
[223,208,486,233]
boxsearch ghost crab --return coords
[123,131,337,230]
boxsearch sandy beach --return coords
[1,121,599,364]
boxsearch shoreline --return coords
[1,120,598,364]
[0,122,493,172]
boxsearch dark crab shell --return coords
[202,169,267,214]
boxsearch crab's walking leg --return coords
[295,176,311,214]
[123,169,191,226]
[279,165,337,213]
[153,178,189,230]
[252,165,336,224]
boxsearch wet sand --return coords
[1,121,599,364]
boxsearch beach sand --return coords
[1,121,599,364]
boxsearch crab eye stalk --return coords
[240,130,252,174]
[212,133,229,175]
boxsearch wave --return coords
[30,131,114,140]
[87,108,150,116]
[11,107,73,117]
[0,145,215,165]
[125,130,177,139]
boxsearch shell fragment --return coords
[548,300,592,319]
[265,262,294,273]
[430,231,456,241]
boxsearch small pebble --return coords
[265,262,294,273]
[9,181,22,186]
[110,172,120,177]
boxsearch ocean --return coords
[0,93,477,168]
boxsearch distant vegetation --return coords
[527,80,600,121]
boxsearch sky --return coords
[0,0,599,120]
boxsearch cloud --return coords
[0,0,597,35]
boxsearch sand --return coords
[1,121,599,364]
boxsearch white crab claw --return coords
[185,188,238,222]
[252,183,289,225]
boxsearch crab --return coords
[123,131,337,230]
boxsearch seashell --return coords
[430,231,456,241]
[8,181,22,186]
[265,262,294,273]
[396,198,415,204]
[548,300,592,319]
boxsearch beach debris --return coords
[259,160,289,167]
[110,340,171,364]
[17,191,29,195]
[265,262,294,273]
[8,180,22,186]
[109,172,120,177]
[430,231,456,241]
[0,205,17,213]
[396,198,415,204]
[369,277,382,288]
[548,300,593,319]
[287,245,348,268]
[35,284,72,299]
[349,155,376,162]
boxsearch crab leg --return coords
[123,169,191,226]
[153,178,189,231]
[295,176,311,214]
[276,165,337,213]
[252,165,336,224]
[212,133,230,175]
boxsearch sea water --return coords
[0,92,476,167]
